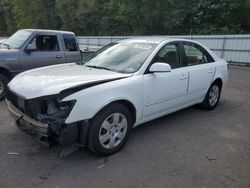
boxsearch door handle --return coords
[180,75,188,80]
[56,55,63,59]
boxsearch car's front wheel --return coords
[88,103,133,155]
[202,81,221,110]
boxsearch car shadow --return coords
[62,105,206,159]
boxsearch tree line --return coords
[0,0,250,36]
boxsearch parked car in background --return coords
[0,29,91,100]
[6,38,228,155]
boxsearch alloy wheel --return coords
[209,85,220,106]
[99,113,128,149]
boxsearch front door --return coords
[143,43,188,119]
[20,33,66,71]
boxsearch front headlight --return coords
[37,98,76,125]
[46,99,76,118]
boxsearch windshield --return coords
[82,42,157,73]
[2,30,32,49]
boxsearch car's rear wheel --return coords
[202,81,221,110]
[0,74,8,100]
[88,103,132,155]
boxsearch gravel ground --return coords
[0,65,249,188]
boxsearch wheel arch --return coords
[201,77,223,110]
[203,77,223,102]
[0,67,13,80]
[212,77,223,90]
[76,99,137,148]
[96,99,137,124]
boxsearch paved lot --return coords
[0,65,250,188]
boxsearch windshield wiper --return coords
[1,43,10,49]
[85,65,112,71]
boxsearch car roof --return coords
[20,29,75,35]
[117,37,199,44]
[117,37,220,62]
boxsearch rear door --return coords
[20,32,66,70]
[182,42,216,102]
[62,34,81,63]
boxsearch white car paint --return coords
[8,63,132,99]
[8,38,228,127]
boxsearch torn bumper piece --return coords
[6,99,90,147]
[6,99,49,146]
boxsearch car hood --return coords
[8,63,132,99]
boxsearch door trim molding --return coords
[145,88,205,107]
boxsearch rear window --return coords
[63,34,78,52]
[183,43,215,66]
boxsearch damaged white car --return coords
[6,38,228,155]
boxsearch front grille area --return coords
[6,89,32,116]
[6,89,45,120]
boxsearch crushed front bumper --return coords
[6,99,49,146]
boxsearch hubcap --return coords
[0,81,4,95]
[99,113,128,149]
[209,85,220,106]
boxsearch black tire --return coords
[201,81,221,110]
[88,103,133,156]
[0,74,8,101]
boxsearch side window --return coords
[183,44,209,66]
[155,44,181,69]
[63,34,78,52]
[29,35,59,51]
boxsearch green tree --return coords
[0,0,250,36]
[164,0,250,35]
[13,0,60,30]
[193,0,245,34]
[0,0,17,35]
[76,0,102,35]
[0,1,6,35]
[100,0,128,35]
[239,0,250,33]
[56,0,79,33]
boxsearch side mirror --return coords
[149,62,171,73]
[26,43,37,52]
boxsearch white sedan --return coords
[6,38,228,155]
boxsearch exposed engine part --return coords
[47,100,59,114]
[6,89,90,149]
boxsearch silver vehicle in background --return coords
[0,29,88,100]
